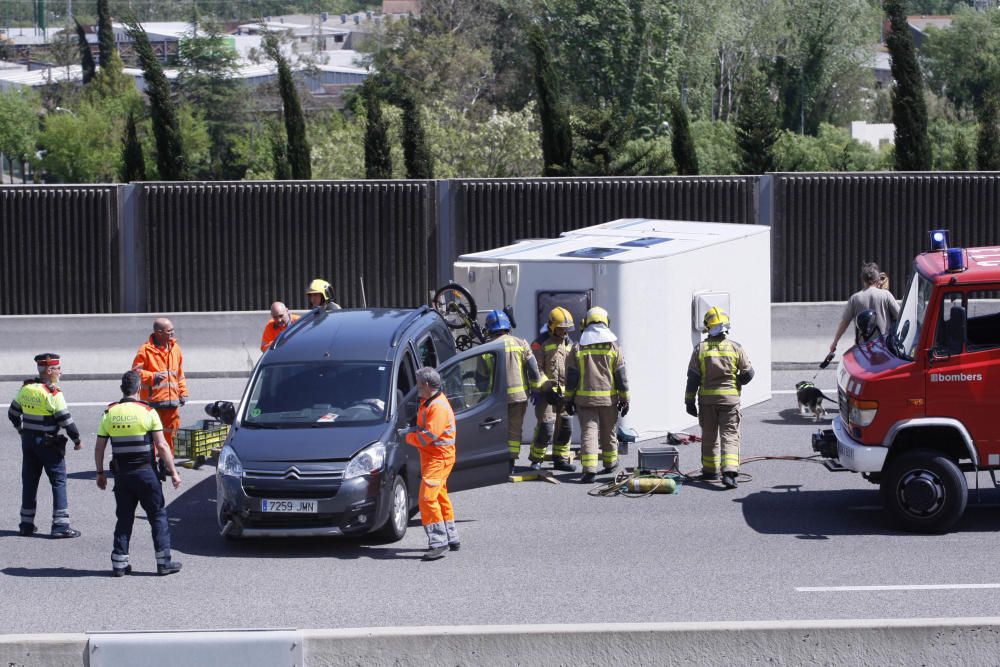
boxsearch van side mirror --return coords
[205,400,236,425]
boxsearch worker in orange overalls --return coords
[402,366,459,561]
[260,301,300,352]
[132,318,188,453]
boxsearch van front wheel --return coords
[881,450,967,533]
[376,475,409,542]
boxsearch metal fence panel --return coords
[449,176,759,257]
[0,185,118,314]
[141,181,437,311]
[772,173,1000,302]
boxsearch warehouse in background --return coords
[452,218,772,440]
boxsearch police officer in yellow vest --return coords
[528,307,575,472]
[94,371,183,576]
[685,307,754,489]
[483,309,546,473]
[6,353,83,538]
[564,307,629,484]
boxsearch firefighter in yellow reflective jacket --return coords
[483,309,546,474]
[528,307,575,472]
[564,307,629,484]
[685,307,754,490]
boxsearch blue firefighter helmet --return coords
[485,309,512,334]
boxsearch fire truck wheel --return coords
[881,450,968,534]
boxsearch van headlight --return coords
[344,441,385,479]
[218,445,244,478]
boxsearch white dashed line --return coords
[797,584,1000,592]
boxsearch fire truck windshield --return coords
[892,272,933,360]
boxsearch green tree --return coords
[124,17,187,181]
[735,68,779,174]
[74,19,96,85]
[423,101,542,178]
[270,121,292,181]
[363,79,393,179]
[528,24,573,176]
[39,101,120,182]
[670,100,699,175]
[923,8,1000,116]
[885,0,932,171]
[0,89,39,182]
[976,95,1000,170]
[97,0,115,69]
[772,124,887,172]
[400,93,434,179]
[120,110,146,182]
[953,129,972,170]
[571,106,627,176]
[178,20,247,179]
[691,120,740,175]
[263,34,311,180]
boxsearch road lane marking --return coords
[797,584,1000,592]
[772,389,837,395]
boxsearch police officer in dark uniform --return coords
[94,371,183,577]
[6,353,83,538]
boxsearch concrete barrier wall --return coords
[0,304,845,380]
[5,618,1000,666]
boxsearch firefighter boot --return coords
[552,458,575,472]
[722,472,738,489]
[580,472,597,484]
[529,461,542,471]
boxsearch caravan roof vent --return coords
[619,237,671,248]
[559,247,628,259]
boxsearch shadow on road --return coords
[164,476,444,560]
[760,408,834,426]
[2,566,120,578]
[738,485,1000,537]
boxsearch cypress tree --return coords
[363,79,392,179]
[528,25,573,176]
[120,111,146,182]
[74,19,95,85]
[96,0,114,69]
[670,99,699,176]
[400,92,433,179]
[264,35,311,180]
[124,18,187,181]
[952,130,971,171]
[735,69,779,175]
[885,0,932,171]
[271,121,292,180]
[976,96,1000,171]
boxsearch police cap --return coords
[34,353,61,366]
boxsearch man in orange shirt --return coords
[402,367,459,561]
[132,318,188,453]
[260,302,300,352]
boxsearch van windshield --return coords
[891,272,933,360]
[243,361,389,427]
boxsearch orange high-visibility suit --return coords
[260,313,300,352]
[132,336,188,452]
[404,391,459,549]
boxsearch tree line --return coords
[1,0,999,183]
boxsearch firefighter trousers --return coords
[507,401,527,460]
[699,403,742,474]
[529,403,572,462]
[577,405,618,473]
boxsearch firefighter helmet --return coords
[583,306,610,328]
[306,278,334,302]
[485,309,512,334]
[548,307,575,333]
[703,306,730,335]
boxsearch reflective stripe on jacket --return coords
[686,336,753,406]
[564,341,629,407]
[133,336,187,409]
[498,333,545,403]
[8,379,80,442]
[531,333,571,391]
[405,392,456,453]
[260,314,301,352]
[97,398,164,466]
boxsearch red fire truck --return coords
[812,236,1000,532]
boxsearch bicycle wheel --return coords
[432,283,478,330]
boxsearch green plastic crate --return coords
[174,419,229,467]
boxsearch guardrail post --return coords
[118,184,146,313]
[436,179,454,286]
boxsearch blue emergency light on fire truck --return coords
[812,230,1000,533]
